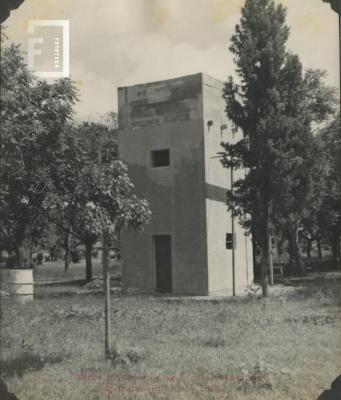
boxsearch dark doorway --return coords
[154,235,172,293]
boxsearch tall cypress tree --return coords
[221,0,336,295]
[221,0,290,296]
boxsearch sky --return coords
[4,0,340,120]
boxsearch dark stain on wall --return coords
[118,74,203,129]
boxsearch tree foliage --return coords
[0,38,78,265]
[47,120,150,280]
[221,0,337,294]
[0,37,151,276]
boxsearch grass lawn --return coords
[1,273,341,400]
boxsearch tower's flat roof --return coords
[118,72,224,91]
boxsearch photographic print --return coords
[0,1,340,399]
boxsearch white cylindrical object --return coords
[1,269,34,302]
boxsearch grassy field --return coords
[1,272,341,400]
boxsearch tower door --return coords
[154,235,172,293]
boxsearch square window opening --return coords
[151,149,170,168]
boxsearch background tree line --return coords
[0,33,151,281]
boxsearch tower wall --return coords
[118,73,253,295]
[118,74,208,294]
[202,74,253,294]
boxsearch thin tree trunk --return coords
[306,239,312,259]
[28,247,33,268]
[276,236,282,258]
[251,223,259,282]
[64,233,71,273]
[252,237,259,282]
[268,232,274,286]
[85,242,93,282]
[291,228,305,276]
[14,245,23,268]
[260,241,269,297]
[102,232,111,357]
[287,235,294,276]
[331,232,340,269]
[260,214,270,297]
[317,238,322,260]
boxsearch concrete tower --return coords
[118,73,253,295]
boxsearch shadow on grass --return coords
[274,272,341,306]
[276,268,341,288]
[35,279,88,287]
[0,352,65,378]
[33,277,121,299]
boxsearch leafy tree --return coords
[73,121,118,165]
[221,0,290,296]
[0,37,78,267]
[220,0,336,294]
[48,123,150,281]
[269,62,336,275]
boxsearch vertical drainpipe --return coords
[231,157,236,296]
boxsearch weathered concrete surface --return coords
[118,73,253,295]
[118,74,203,130]
[202,73,253,294]
[119,119,207,295]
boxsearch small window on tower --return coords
[151,149,170,168]
[226,233,237,250]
